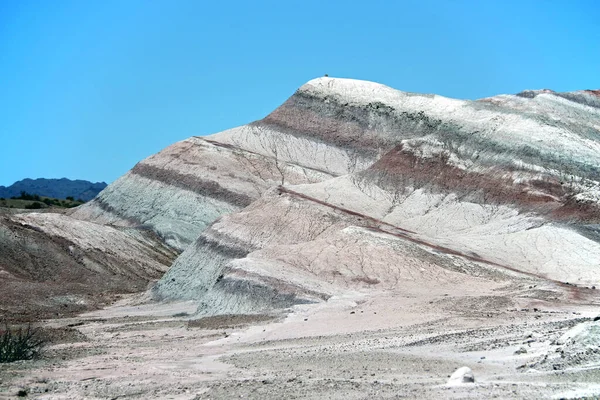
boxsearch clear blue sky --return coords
[1,0,598,186]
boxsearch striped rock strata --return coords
[9,77,599,320]
[143,78,600,315]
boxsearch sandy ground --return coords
[1,281,600,400]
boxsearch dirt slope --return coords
[0,210,177,322]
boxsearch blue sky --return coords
[0,0,598,186]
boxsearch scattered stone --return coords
[447,367,475,385]
[515,347,528,355]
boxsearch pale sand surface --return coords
[2,282,599,400]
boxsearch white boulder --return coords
[447,366,475,385]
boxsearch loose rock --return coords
[447,367,475,385]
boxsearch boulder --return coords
[447,366,475,385]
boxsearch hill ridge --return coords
[0,177,107,201]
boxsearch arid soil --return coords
[0,209,177,323]
[2,278,599,399]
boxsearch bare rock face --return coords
[447,367,475,385]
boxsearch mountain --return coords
[2,77,600,322]
[67,77,600,315]
[0,178,107,201]
[2,77,599,398]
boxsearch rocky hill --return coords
[2,78,600,398]
[66,77,600,316]
[1,77,599,321]
[0,178,107,201]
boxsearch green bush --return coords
[17,192,40,201]
[25,202,43,209]
[0,324,45,363]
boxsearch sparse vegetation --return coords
[24,201,44,209]
[0,323,45,363]
[0,191,85,210]
[12,191,41,201]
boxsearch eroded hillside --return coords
[146,78,600,314]
[2,77,600,399]
[2,77,599,321]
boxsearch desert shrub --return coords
[66,196,74,201]
[17,192,41,201]
[0,324,45,363]
[25,202,43,209]
[19,191,34,200]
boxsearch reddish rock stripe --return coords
[260,107,385,156]
[372,145,600,222]
[277,186,416,235]
[585,90,600,97]
[366,145,596,216]
[552,197,600,222]
[130,163,253,207]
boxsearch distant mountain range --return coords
[0,178,107,201]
